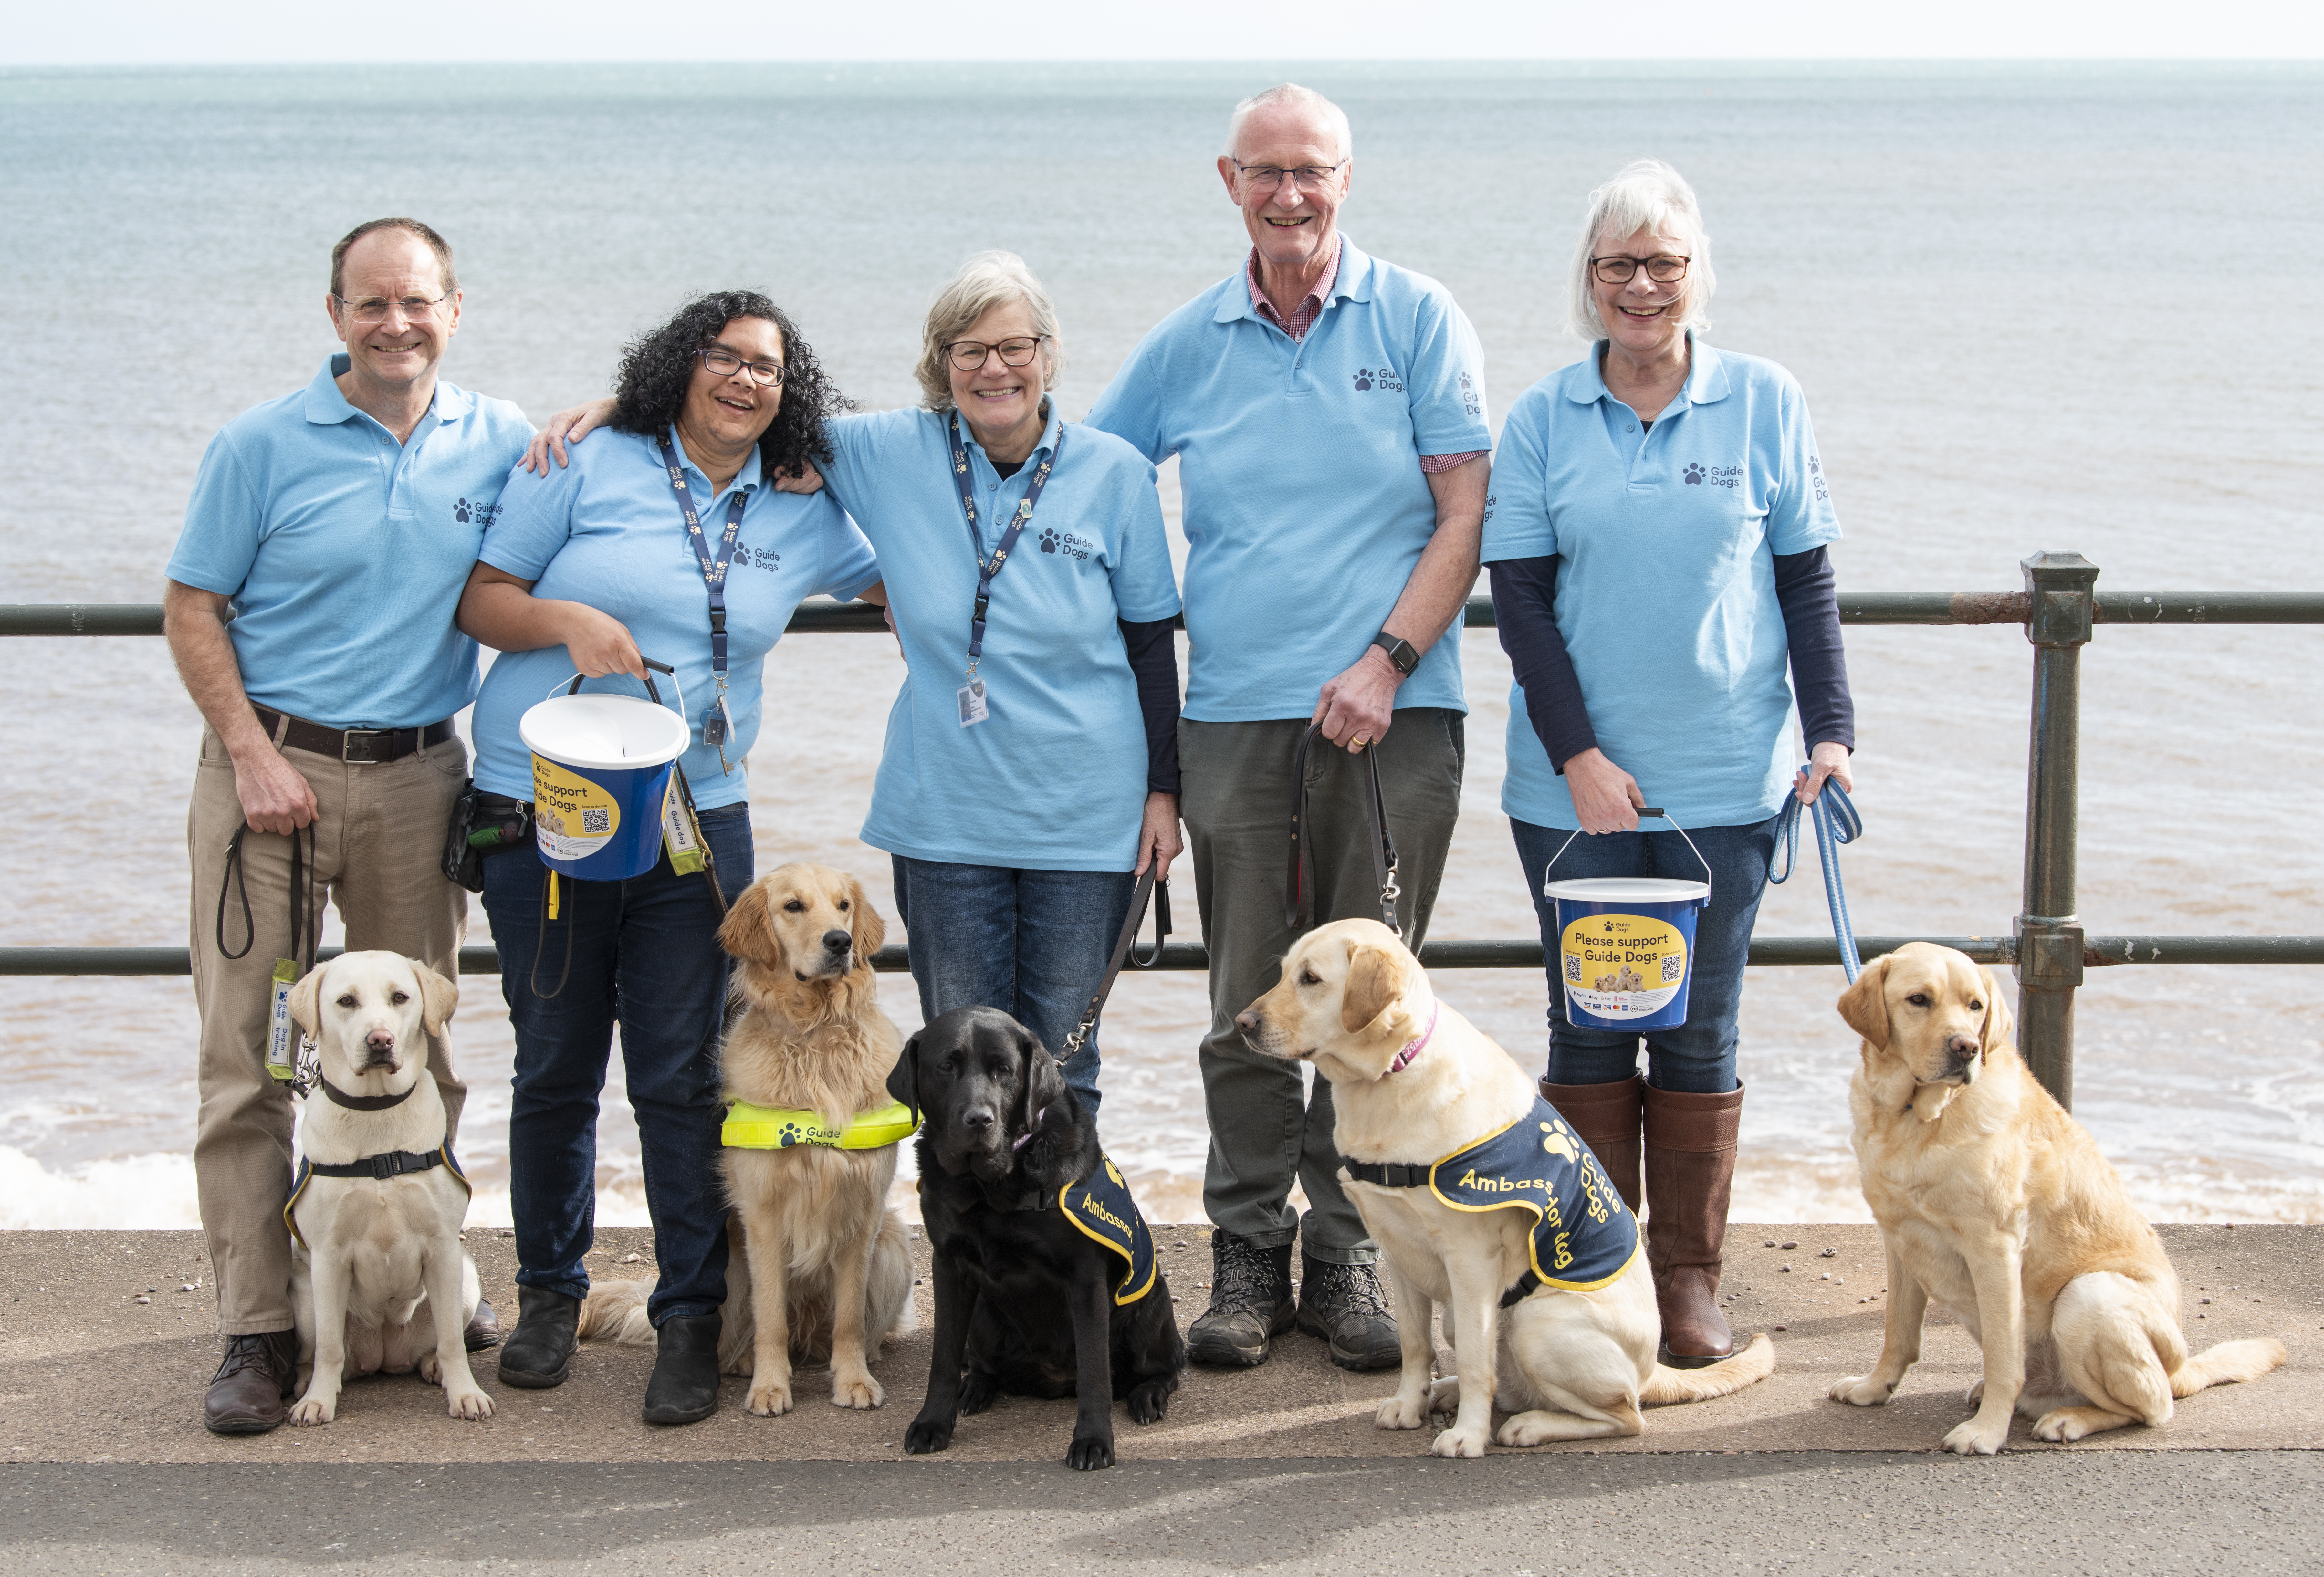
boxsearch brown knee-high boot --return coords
[1642,1081,1742,1368]
[1538,1075,1644,1212]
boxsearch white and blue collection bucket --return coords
[518,668,691,882]
[1543,810,1713,1034]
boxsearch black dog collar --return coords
[318,1073,419,1111]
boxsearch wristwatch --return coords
[1371,631,1419,677]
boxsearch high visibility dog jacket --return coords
[721,1098,920,1151]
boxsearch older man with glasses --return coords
[1087,83,1491,1372]
[163,217,535,1434]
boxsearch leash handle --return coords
[1059,870,1169,1062]
[1541,805,1714,903]
[1284,722,1402,939]
[1769,776,1864,981]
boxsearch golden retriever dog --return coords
[1239,919,1774,1458]
[284,952,491,1425]
[1830,942,2286,1453]
[578,864,913,1414]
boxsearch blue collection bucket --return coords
[518,670,691,882]
[1542,809,1713,1034]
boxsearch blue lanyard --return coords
[656,434,748,685]
[948,411,1060,673]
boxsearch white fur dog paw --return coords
[2032,1408,2091,1443]
[288,1392,337,1426]
[1828,1374,1896,1407]
[1428,1375,1461,1413]
[1942,1416,2009,1456]
[831,1372,884,1410]
[418,1353,441,1384]
[1375,1392,1429,1431]
[1429,1425,1488,1459]
[746,1379,794,1417]
[445,1386,494,1421]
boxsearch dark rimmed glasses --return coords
[699,347,785,387]
[1230,158,1347,194]
[331,292,452,324]
[944,335,1049,372]
[1590,254,1691,286]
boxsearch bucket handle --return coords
[1542,806,1713,903]
[548,658,687,729]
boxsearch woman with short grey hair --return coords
[1484,158,1856,1368]
[533,253,1182,1117]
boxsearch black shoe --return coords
[496,1288,580,1389]
[641,1311,722,1426]
[1297,1256,1401,1372]
[464,1296,502,1352]
[203,1331,298,1435]
[1185,1232,1295,1368]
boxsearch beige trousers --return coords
[186,724,470,1335]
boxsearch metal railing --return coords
[6,556,2322,1112]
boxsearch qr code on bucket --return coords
[581,808,611,835]
[1661,954,1683,984]
[1564,954,1581,983]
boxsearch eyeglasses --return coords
[1590,255,1691,286]
[944,335,1048,372]
[1231,159,1347,194]
[331,292,452,324]
[698,347,785,387]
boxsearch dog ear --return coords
[1021,1025,1066,1140]
[413,961,459,1036]
[848,873,886,959]
[886,1035,922,1126]
[288,962,327,1037]
[1340,942,1403,1035]
[1977,967,2014,1059]
[1836,954,1892,1048]
[717,878,780,969]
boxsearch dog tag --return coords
[662,788,706,876]
[956,679,989,728]
[265,958,299,1081]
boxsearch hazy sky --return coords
[10,0,2321,64]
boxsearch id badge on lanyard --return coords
[657,435,746,772]
[949,411,1060,728]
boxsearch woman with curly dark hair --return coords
[454,292,882,1427]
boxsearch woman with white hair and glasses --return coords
[1484,160,1855,1369]
[533,253,1182,1117]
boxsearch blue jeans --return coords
[480,802,754,1327]
[1511,813,1778,1095]
[889,856,1137,1118]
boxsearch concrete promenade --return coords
[3,1224,2317,1573]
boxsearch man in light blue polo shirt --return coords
[1087,83,1491,1373]
[162,218,534,1435]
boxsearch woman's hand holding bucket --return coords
[1565,747,1646,835]
[559,604,646,682]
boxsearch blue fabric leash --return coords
[1769,774,1865,982]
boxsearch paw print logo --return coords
[1539,1120,1579,1164]
[1682,463,1705,485]
[777,1122,804,1148]
[1039,528,1060,554]
[1352,369,1375,391]
[454,498,472,522]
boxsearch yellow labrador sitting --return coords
[285,951,491,1425]
[1831,942,2285,1453]
[1239,920,1774,1458]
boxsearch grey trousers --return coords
[1179,710,1464,1264]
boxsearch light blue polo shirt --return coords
[469,425,879,812]
[1483,338,1840,831]
[1087,236,1489,721]
[165,354,536,729]
[817,405,1181,871]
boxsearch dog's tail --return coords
[1641,1332,1777,1407]
[576,1279,656,1347]
[2171,1337,2288,1399]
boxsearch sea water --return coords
[2,61,2319,1229]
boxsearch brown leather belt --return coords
[254,706,456,765]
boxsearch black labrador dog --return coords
[889,1006,1184,1470]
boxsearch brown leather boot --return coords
[1539,1074,1644,1212]
[203,1330,298,1435]
[1642,1081,1743,1369]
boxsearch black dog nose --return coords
[365,1029,395,1053]
[822,929,851,953]
[961,1106,995,1132]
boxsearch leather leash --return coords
[1056,869,1169,1062]
[1284,721,1401,939]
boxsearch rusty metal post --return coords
[2016,552,2098,1108]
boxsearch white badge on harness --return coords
[956,679,989,728]
[265,957,301,1082]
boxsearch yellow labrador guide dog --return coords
[1832,943,2285,1453]
[284,952,491,1425]
[1239,920,1774,1457]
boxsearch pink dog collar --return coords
[1387,1005,1439,1075]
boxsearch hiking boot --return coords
[203,1330,298,1435]
[1185,1231,1295,1368]
[1296,1257,1401,1372]
[463,1296,502,1352]
[641,1311,723,1426]
[496,1287,580,1389]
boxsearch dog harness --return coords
[721,1098,920,1152]
[284,1141,470,1249]
[1344,1096,1640,1305]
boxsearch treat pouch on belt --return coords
[1057,1154,1159,1307]
[1428,1097,1642,1302]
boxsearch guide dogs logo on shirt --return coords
[1058,1154,1159,1305]
[1428,1097,1641,1293]
[454,497,503,527]
[1352,366,1405,393]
